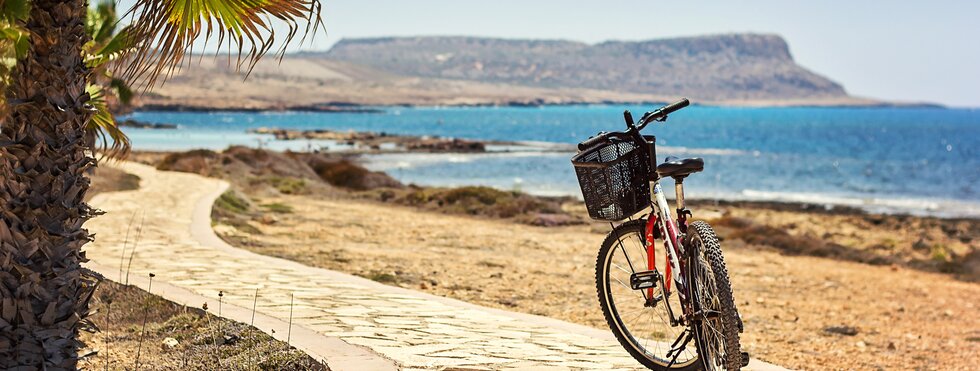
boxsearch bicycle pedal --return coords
[741,351,750,367]
[629,270,660,290]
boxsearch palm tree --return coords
[0,0,322,368]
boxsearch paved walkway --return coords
[85,162,786,370]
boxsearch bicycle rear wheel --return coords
[596,219,700,371]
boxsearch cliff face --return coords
[324,34,847,100]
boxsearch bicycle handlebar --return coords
[576,98,690,151]
[637,98,689,130]
[661,98,690,116]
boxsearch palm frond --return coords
[85,26,133,69]
[1,0,30,103]
[1,0,31,23]
[81,1,135,160]
[86,84,132,160]
[117,0,324,88]
[86,0,118,44]
[0,19,27,115]
[109,77,134,105]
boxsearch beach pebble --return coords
[161,337,179,350]
[824,326,859,336]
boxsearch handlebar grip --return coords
[577,132,610,151]
[661,98,689,116]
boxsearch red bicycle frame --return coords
[644,185,690,301]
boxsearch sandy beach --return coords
[215,194,979,370]
[114,148,980,370]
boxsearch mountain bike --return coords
[571,99,747,370]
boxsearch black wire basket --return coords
[571,137,652,221]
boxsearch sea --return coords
[120,105,980,218]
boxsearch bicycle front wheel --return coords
[596,219,700,371]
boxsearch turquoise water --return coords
[123,106,980,217]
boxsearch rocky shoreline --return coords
[246,127,570,153]
[118,118,178,129]
[137,103,384,113]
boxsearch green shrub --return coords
[215,191,250,214]
[443,186,509,205]
[267,176,306,194]
[157,149,218,174]
[261,202,294,214]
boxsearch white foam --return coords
[657,146,749,156]
[734,189,980,218]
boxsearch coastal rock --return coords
[823,325,859,336]
[404,138,485,153]
[119,119,178,129]
[248,127,488,153]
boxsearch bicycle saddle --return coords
[657,156,704,179]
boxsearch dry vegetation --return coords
[78,281,326,370]
[143,147,587,227]
[701,200,980,282]
[142,147,978,279]
[207,194,980,370]
[83,174,326,370]
[87,166,141,201]
[121,148,980,370]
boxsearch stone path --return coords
[85,162,786,370]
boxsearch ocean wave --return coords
[733,189,980,218]
[501,142,750,156]
[657,146,750,156]
[361,151,571,170]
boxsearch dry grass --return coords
[87,166,140,201]
[704,202,980,282]
[78,280,327,370]
[209,193,980,370]
[360,186,585,226]
[94,151,980,369]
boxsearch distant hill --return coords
[321,34,847,100]
[139,34,889,110]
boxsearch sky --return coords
[117,0,980,107]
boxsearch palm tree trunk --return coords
[0,0,99,369]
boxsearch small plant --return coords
[367,271,398,284]
[930,244,950,262]
[287,293,295,346]
[260,202,294,214]
[202,302,221,369]
[118,210,139,282]
[102,293,114,371]
[134,273,155,370]
[215,191,251,214]
[125,213,146,285]
[270,177,307,195]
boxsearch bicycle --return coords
[571,99,747,370]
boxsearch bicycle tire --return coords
[687,221,743,370]
[596,219,701,371]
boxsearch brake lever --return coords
[623,110,636,130]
